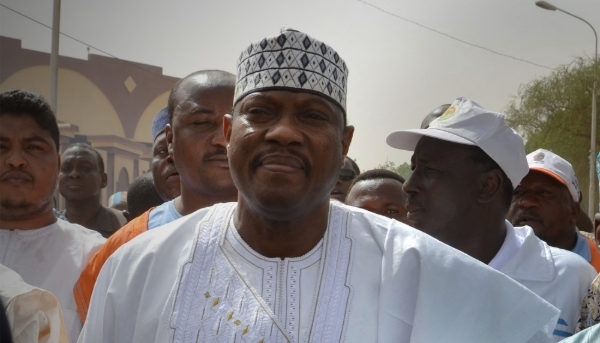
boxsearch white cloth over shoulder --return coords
[79,202,559,343]
[0,219,106,343]
[488,222,597,342]
[0,263,68,343]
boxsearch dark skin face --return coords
[0,115,59,230]
[331,157,359,202]
[508,171,580,250]
[151,131,180,201]
[345,178,408,223]
[58,147,107,202]
[403,136,507,263]
[224,90,354,258]
[166,76,237,215]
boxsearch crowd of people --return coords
[1,28,600,343]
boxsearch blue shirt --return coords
[571,233,591,263]
[147,200,182,230]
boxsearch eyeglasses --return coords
[339,169,357,181]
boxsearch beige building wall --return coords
[0,66,126,137]
[134,91,170,143]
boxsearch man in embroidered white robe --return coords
[79,28,560,343]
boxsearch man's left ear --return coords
[100,173,108,189]
[478,169,503,204]
[570,199,581,223]
[341,125,354,163]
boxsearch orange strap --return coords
[73,208,153,323]
[585,237,600,273]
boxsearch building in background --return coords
[0,36,178,209]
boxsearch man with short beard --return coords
[80,29,560,343]
[73,72,237,322]
[0,89,105,343]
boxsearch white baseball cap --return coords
[386,97,528,188]
[526,149,580,202]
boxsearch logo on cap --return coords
[437,105,457,121]
[532,152,545,163]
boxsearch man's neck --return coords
[174,187,237,216]
[551,228,578,251]
[448,217,507,265]
[233,198,330,259]
[0,206,57,230]
[64,197,102,227]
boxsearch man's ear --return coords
[341,125,354,164]
[100,173,108,189]
[478,169,503,204]
[570,199,581,225]
[224,114,233,144]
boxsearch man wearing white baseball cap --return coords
[387,97,597,342]
[509,149,600,272]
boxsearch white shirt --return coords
[490,221,597,342]
[0,219,106,343]
[79,202,560,343]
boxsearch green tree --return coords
[377,160,412,180]
[505,57,599,213]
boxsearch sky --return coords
[1,0,599,170]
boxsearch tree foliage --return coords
[377,160,413,180]
[505,57,599,212]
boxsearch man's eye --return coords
[28,145,43,150]
[303,112,328,121]
[386,209,399,214]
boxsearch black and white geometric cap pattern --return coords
[234,28,349,113]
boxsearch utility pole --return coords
[49,0,61,113]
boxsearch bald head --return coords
[168,70,236,121]
[420,104,451,129]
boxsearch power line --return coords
[357,0,553,70]
[0,3,162,76]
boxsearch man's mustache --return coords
[250,148,311,177]
[203,148,229,162]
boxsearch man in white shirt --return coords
[80,29,561,343]
[387,97,597,341]
[0,89,105,343]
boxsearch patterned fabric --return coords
[234,27,349,113]
[166,202,354,343]
[152,107,169,141]
[576,274,600,332]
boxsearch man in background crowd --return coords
[59,143,127,238]
[387,97,596,341]
[509,149,600,272]
[150,107,181,202]
[330,156,360,202]
[345,169,408,223]
[74,70,238,322]
[0,89,105,343]
[124,172,163,221]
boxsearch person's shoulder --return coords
[110,203,223,262]
[103,206,127,225]
[56,218,105,244]
[337,202,436,251]
[547,241,597,278]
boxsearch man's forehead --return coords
[413,137,472,161]
[238,90,341,114]
[522,170,567,189]
[0,116,54,144]
[62,148,97,161]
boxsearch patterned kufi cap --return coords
[234,27,349,113]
